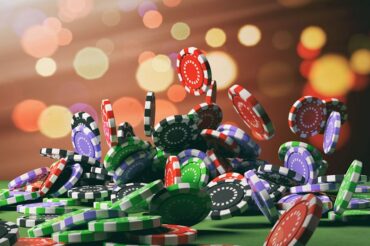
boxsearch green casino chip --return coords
[88,215,161,232]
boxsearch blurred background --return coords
[0,0,369,180]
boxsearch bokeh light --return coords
[12,99,47,132]
[309,54,353,97]
[257,61,295,97]
[118,0,140,12]
[43,17,62,33]
[300,26,326,50]
[350,49,370,75]
[138,51,156,64]
[238,25,261,47]
[143,10,163,29]
[38,105,72,138]
[96,38,115,55]
[136,55,174,92]
[69,103,98,123]
[272,30,293,50]
[73,47,109,80]
[57,28,73,46]
[113,97,144,127]
[35,57,57,77]
[138,1,157,17]
[299,60,313,78]
[163,0,182,7]
[12,8,46,37]
[205,28,226,48]
[297,42,321,59]
[167,84,186,103]
[21,25,59,58]
[302,83,346,102]
[206,51,238,90]
[351,74,369,91]
[171,22,190,41]
[155,99,179,125]
[151,54,171,73]
[101,9,121,26]
[58,0,93,23]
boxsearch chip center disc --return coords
[163,123,190,145]
[74,131,94,157]
[209,183,244,210]
[181,54,203,89]
[233,96,260,129]
[286,152,309,181]
[298,106,321,129]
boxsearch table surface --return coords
[1,181,370,245]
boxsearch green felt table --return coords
[1,181,370,245]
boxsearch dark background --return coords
[0,0,369,180]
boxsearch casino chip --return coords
[277,193,332,214]
[17,215,59,228]
[152,114,199,153]
[88,215,161,232]
[51,164,83,197]
[257,164,306,187]
[52,229,108,244]
[278,141,323,163]
[117,122,135,145]
[228,84,275,140]
[323,98,348,124]
[0,191,41,208]
[334,160,363,215]
[264,194,322,246]
[111,183,146,203]
[347,198,370,209]
[323,111,341,154]
[165,156,181,187]
[317,174,368,184]
[180,157,209,187]
[210,172,244,184]
[43,197,80,206]
[71,111,101,142]
[8,167,49,190]
[126,224,197,245]
[206,179,252,220]
[144,91,156,137]
[328,209,370,222]
[206,149,233,175]
[150,183,211,226]
[39,159,66,196]
[188,102,223,130]
[40,148,75,160]
[71,124,102,161]
[178,149,217,178]
[101,99,118,148]
[14,237,63,246]
[290,183,341,193]
[67,185,109,200]
[206,80,217,104]
[288,96,327,138]
[201,129,240,158]
[0,221,19,246]
[177,47,212,96]
[284,146,318,184]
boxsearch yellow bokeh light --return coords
[309,54,353,97]
[170,22,190,41]
[206,51,238,90]
[151,55,171,73]
[136,55,174,92]
[73,47,109,80]
[96,38,115,55]
[35,57,57,77]
[238,25,261,47]
[205,28,226,48]
[38,105,72,138]
[101,9,121,26]
[350,49,370,75]
[300,26,326,50]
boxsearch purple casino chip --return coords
[355,185,370,193]
[8,167,49,190]
[17,202,66,213]
[71,124,102,161]
[348,198,370,209]
[177,149,216,178]
[284,146,318,184]
[228,158,256,173]
[217,124,261,158]
[51,164,83,197]
[290,182,340,193]
[323,111,341,154]
[245,170,279,223]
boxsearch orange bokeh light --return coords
[155,99,179,125]
[43,17,62,33]
[12,99,47,132]
[351,73,369,91]
[163,0,182,7]
[308,123,350,151]
[58,0,93,22]
[57,28,73,46]
[143,10,163,29]
[112,97,144,127]
[167,84,186,103]
[299,60,314,78]
[138,51,155,64]
[297,42,321,60]
[21,25,59,58]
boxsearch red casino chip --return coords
[176,47,212,96]
[264,194,322,246]
[211,172,244,183]
[189,102,222,130]
[164,156,181,187]
[288,96,327,138]
[206,80,217,104]
[15,237,64,245]
[228,84,275,140]
[101,99,118,148]
[39,159,66,196]
[206,149,233,175]
[25,180,43,192]
[201,129,240,158]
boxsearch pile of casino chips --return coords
[0,46,368,245]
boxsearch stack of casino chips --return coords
[0,46,368,246]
